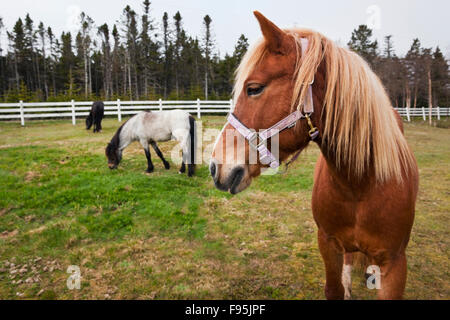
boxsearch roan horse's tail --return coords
[188,115,196,176]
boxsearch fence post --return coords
[19,100,25,126]
[71,99,76,125]
[197,98,201,119]
[406,107,411,122]
[437,106,440,120]
[117,99,122,122]
[159,98,162,111]
[422,107,426,121]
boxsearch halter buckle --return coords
[305,113,319,140]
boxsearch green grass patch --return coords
[0,117,448,300]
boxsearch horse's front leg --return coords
[140,139,154,173]
[144,149,154,173]
[318,228,345,300]
[375,252,407,300]
[342,253,353,300]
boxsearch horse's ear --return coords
[253,11,290,54]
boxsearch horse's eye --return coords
[247,84,265,97]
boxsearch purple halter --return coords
[227,38,318,169]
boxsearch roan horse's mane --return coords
[234,28,415,183]
[106,119,129,159]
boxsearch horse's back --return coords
[158,110,191,133]
[132,110,190,142]
[92,101,104,118]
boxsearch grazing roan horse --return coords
[106,110,196,177]
[86,101,105,133]
[210,12,418,300]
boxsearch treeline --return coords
[348,25,449,108]
[0,1,248,102]
[0,2,448,107]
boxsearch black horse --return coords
[86,101,105,133]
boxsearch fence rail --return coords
[0,100,448,126]
[394,107,449,122]
[0,99,233,126]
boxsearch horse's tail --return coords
[86,111,93,130]
[188,115,196,176]
[97,101,105,119]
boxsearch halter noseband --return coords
[227,38,319,169]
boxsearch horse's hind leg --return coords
[172,128,195,177]
[179,151,193,177]
[342,253,353,300]
[318,229,345,300]
[97,118,102,132]
[376,252,407,300]
[94,115,100,133]
[150,141,170,170]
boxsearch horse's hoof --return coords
[164,163,170,170]
[146,168,154,173]
[178,171,182,174]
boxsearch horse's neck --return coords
[308,65,373,193]
[318,145,374,196]
[118,122,133,150]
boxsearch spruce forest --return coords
[0,1,448,107]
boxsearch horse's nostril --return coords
[210,162,216,179]
[228,167,245,194]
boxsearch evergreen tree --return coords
[173,11,183,98]
[233,34,249,63]
[120,5,139,99]
[58,32,77,97]
[98,23,112,99]
[405,38,425,107]
[0,8,447,108]
[348,25,378,67]
[431,47,449,107]
[79,12,94,98]
[202,15,214,99]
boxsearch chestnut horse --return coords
[210,12,418,300]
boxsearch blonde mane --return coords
[233,28,415,183]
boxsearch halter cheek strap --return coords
[227,38,319,169]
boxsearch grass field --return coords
[0,116,448,300]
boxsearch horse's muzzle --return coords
[210,161,246,195]
[108,163,117,169]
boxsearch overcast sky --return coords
[1,0,449,58]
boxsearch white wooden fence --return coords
[0,99,233,126]
[394,107,449,122]
[0,100,447,126]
